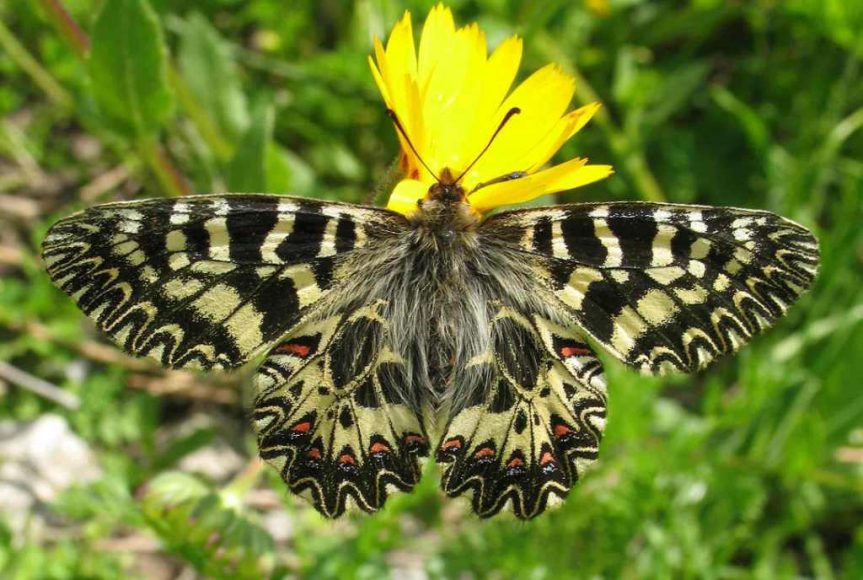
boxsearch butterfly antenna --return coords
[386,109,439,182]
[454,107,521,184]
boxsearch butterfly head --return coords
[426,168,466,204]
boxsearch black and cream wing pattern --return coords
[431,202,817,518]
[43,194,430,516]
[43,194,818,520]
[436,305,607,519]
[484,202,819,374]
[42,194,402,370]
[253,300,431,517]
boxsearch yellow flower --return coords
[369,3,612,216]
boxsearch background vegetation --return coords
[1,0,861,577]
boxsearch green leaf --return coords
[178,13,249,142]
[786,0,863,57]
[710,86,771,158]
[227,101,272,192]
[641,61,710,131]
[265,143,293,193]
[142,471,274,577]
[144,472,209,506]
[88,0,173,140]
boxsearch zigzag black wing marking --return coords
[42,194,405,370]
[436,306,607,519]
[253,300,430,517]
[483,202,819,374]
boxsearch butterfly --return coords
[42,163,818,519]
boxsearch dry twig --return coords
[5,319,241,405]
[0,360,80,409]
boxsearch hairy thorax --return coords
[327,196,554,412]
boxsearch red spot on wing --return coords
[370,442,391,455]
[473,447,495,459]
[403,433,429,454]
[291,421,312,434]
[307,447,322,460]
[560,345,591,358]
[540,451,556,465]
[339,453,356,465]
[553,424,574,438]
[505,456,525,469]
[277,343,312,357]
[441,438,462,451]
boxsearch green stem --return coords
[0,17,71,107]
[221,458,265,509]
[168,65,234,162]
[616,144,666,203]
[36,0,89,59]
[1,119,46,183]
[368,156,403,207]
[139,139,191,197]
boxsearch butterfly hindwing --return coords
[42,194,403,370]
[436,305,607,519]
[483,202,819,374]
[253,300,430,517]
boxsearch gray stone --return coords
[0,414,102,540]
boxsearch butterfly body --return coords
[326,191,549,413]
[43,193,818,518]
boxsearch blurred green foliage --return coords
[0,0,861,578]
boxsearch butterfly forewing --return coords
[484,202,819,374]
[253,300,430,516]
[42,195,402,370]
[436,305,607,519]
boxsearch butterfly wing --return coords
[482,202,819,374]
[42,194,404,370]
[436,305,606,519]
[253,299,430,516]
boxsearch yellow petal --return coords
[418,3,456,85]
[481,36,522,116]
[386,12,417,79]
[368,53,391,107]
[524,102,602,173]
[466,64,576,186]
[397,73,428,179]
[468,158,613,212]
[458,35,523,171]
[420,24,490,172]
[386,179,428,215]
[375,15,412,126]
